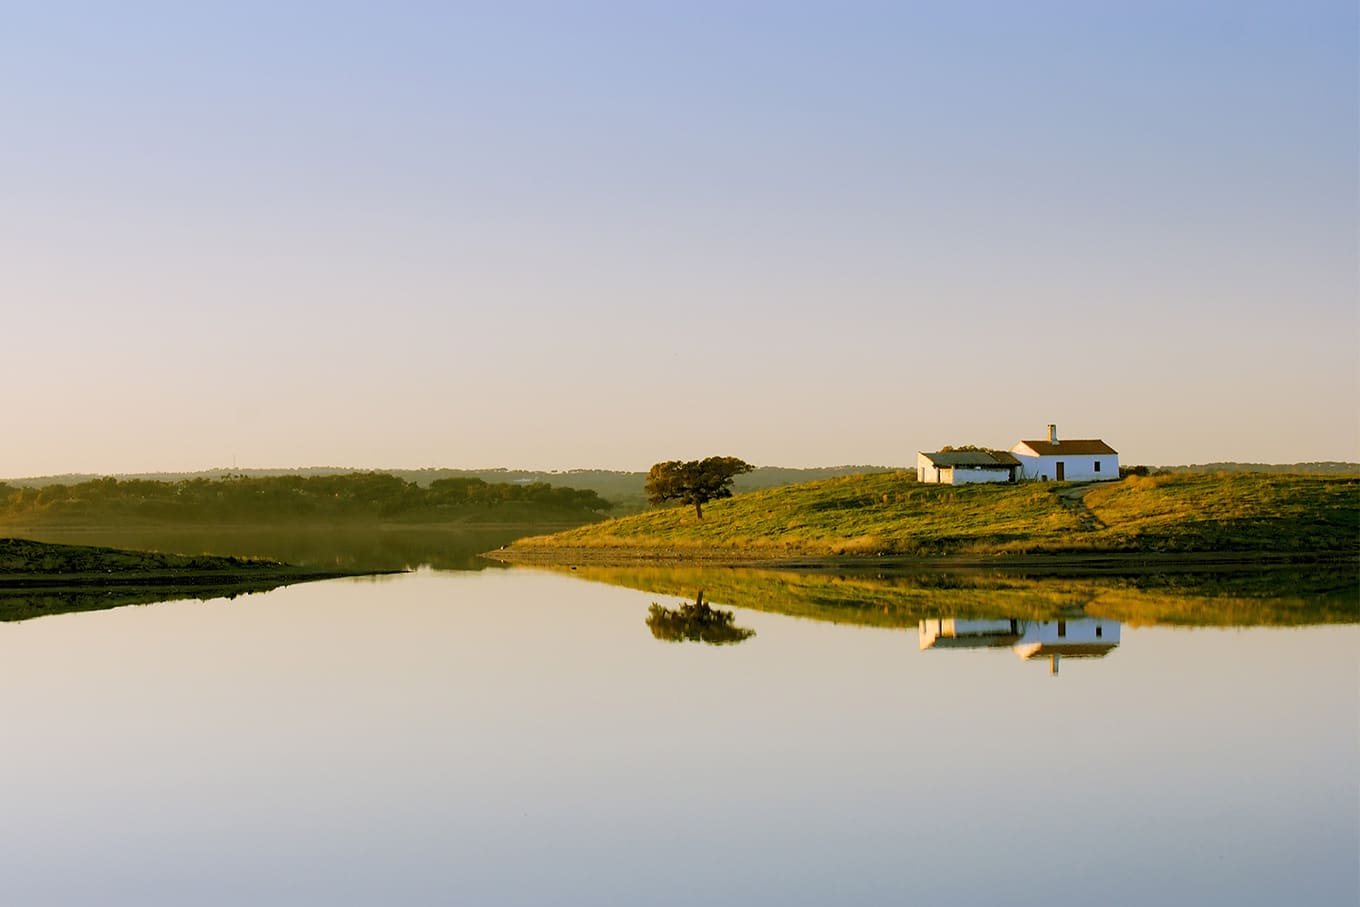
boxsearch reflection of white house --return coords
[918,618,1023,649]
[920,617,1120,674]
[916,450,1021,485]
[1011,425,1118,482]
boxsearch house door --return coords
[1055,461,1065,481]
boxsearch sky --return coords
[2,0,1356,476]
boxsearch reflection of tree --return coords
[646,591,755,645]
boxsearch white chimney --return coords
[1047,424,1058,445]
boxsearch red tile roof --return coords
[1014,439,1117,455]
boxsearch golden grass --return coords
[512,471,1359,557]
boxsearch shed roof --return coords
[920,450,1022,467]
[1014,439,1118,456]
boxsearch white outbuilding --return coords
[916,449,1021,484]
[1010,425,1118,482]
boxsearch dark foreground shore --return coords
[0,537,400,591]
[482,546,1357,577]
[0,537,405,623]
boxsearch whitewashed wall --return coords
[916,452,942,483]
[916,452,1014,484]
[1011,445,1119,481]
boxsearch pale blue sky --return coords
[2,1,1356,475]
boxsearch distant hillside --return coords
[1152,462,1359,476]
[1,465,898,514]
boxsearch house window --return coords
[1057,620,1067,638]
[1096,625,1103,638]
[1094,460,1101,472]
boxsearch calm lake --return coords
[2,535,1356,906]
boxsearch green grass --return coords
[511,471,1360,557]
[1082,472,1359,551]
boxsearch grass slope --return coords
[509,472,1360,557]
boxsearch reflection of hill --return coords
[562,565,1358,628]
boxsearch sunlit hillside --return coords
[510,472,1360,557]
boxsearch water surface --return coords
[1,567,1354,906]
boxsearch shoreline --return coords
[481,546,1358,576]
[0,537,405,592]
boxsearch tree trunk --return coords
[694,499,703,520]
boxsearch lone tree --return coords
[645,456,754,519]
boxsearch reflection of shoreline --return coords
[0,577,342,624]
[920,617,1121,674]
[555,564,1358,629]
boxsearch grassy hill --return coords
[506,471,1360,558]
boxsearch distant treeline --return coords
[0,473,612,525]
[1151,462,1359,476]
[1,465,899,513]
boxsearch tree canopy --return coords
[644,456,754,519]
[0,473,612,525]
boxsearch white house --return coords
[1010,425,1118,482]
[916,449,1021,485]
